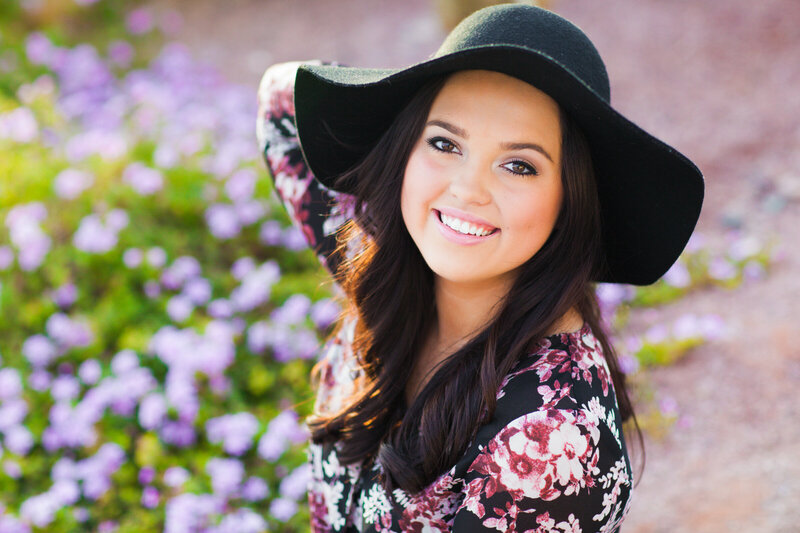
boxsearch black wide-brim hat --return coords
[293,3,704,286]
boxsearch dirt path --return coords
[149,0,800,530]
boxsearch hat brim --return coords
[294,46,704,285]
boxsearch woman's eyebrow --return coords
[500,141,554,163]
[426,119,468,138]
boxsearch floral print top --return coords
[257,62,634,532]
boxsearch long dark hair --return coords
[306,73,645,494]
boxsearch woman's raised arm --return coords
[257,60,357,277]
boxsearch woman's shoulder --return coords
[500,322,616,409]
[455,323,625,473]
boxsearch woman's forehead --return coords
[428,70,562,154]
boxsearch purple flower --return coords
[0,107,38,143]
[230,261,280,312]
[19,492,59,528]
[165,493,223,533]
[205,412,260,456]
[162,256,202,289]
[205,204,241,239]
[4,425,34,455]
[123,162,164,195]
[141,486,159,509]
[73,214,118,253]
[241,477,269,502]
[137,466,156,485]
[728,235,760,261]
[225,168,256,202]
[73,507,90,523]
[146,246,167,267]
[672,314,700,340]
[123,247,143,268]
[160,420,196,447]
[279,464,311,500]
[310,298,340,329]
[0,514,30,532]
[51,282,77,308]
[154,143,179,168]
[708,256,737,281]
[108,40,134,68]
[28,369,52,391]
[207,298,234,319]
[111,349,139,375]
[78,359,102,385]
[53,168,94,199]
[163,466,189,488]
[167,295,194,322]
[282,226,308,251]
[4,460,22,479]
[644,324,669,344]
[51,375,81,402]
[236,199,267,226]
[126,8,154,35]
[217,508,267,533]
[138,392,167,430]
[699,314,727,341]
[618,354,640,375]
[231,256,255,280]
[273,294,311,326]
[258,410,308,461]
[0,398,28,432]
[106,209,129,232]
[743,260,765,282]
[269,497,298,522]
[25,32,56,66]
[144,280,161,299]
[0,368,23,400]
[46,312,93,348]
[259,220,283,245]
[22,334,57,367]
[205,458,244,498]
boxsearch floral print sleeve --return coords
[256,60,357,275]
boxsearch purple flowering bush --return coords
[0,3,340,531]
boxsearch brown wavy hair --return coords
[306,73,644,494]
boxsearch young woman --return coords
[257,4,703,532]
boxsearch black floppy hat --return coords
[293,3,704,286]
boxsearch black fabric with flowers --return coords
[258,61,634,532]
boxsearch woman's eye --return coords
[427,137,460,154]
[502,160,538,176]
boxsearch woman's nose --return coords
[448,163,491,205]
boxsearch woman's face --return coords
[401,69,563,291]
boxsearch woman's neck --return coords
[431,276,585,355]
[432,276,512,354]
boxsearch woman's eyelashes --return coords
[426,136,539,177]
[501,160,538,176]
[426,136,460,154]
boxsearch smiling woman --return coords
[257,4,703,532]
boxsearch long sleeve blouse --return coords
[257,61,634,533]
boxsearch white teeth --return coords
[439,212,494,237]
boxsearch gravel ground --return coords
[148,0,800,530]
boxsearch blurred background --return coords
[0,0,798,531]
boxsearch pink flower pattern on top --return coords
[258,61,634,533]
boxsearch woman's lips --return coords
[432,208,499,245]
